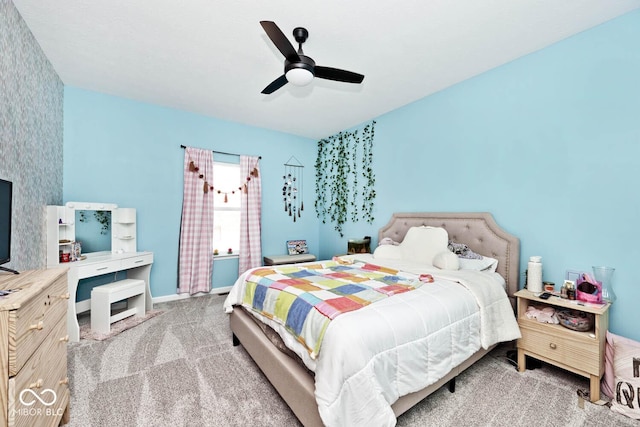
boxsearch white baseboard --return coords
[152,286,232,304]
[208,286,232,295]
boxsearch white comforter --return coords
[223,258,521,427]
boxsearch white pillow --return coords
[373,244,402,259]
[399,226,449,265]
[432,251,460,270]
[458,256,498,272]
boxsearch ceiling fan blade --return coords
[261,74,288,94]
[315,66,364,84]
[260,21,300,63]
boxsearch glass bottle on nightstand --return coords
[593,266,616,303]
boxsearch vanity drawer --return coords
[518,325,600,375]
[75,261,120,279]
[121,253,153,270]
[10,275,68,376]
[9,318,69,427]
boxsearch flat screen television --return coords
[0,179,18,274]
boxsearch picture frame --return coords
[286,240,308,255]
[565,269,581,282]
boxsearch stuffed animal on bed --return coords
[378,237,400,246]
[448,240,483,259]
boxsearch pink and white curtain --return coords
[178,147,214,294]
[239,155,262,275]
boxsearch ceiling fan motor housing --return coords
[285,55,315,85]
[293,27,309,44]
[285,55,315,75]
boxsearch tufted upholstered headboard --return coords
[378,212,520,303]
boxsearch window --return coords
[212,161,241,254]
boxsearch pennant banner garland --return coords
[188,158,259,201]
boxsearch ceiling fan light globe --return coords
[285,68,314,86]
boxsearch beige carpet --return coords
[66,294,636,426]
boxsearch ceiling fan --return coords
[260,21,365,94]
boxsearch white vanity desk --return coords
[66,251,154,342]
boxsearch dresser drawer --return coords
[9,318,68,427]
[121,253,153,270]
[518,324,600,375]
[10,275,68,375]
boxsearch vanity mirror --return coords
[46,202,138,267]
[72,202,116,253]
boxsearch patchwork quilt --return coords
[241,261,422,359]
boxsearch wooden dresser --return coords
[0,269,70,427]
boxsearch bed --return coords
[224,212,521,426]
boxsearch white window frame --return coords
[212,161,241,256]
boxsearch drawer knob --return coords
[59,377,69,385]
[60,335,70,342]
[29,379,43,389]
[29,320,44,331]
[549,343,557,350]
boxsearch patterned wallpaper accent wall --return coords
[0,1,64,271]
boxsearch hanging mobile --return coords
[283,156,304,223]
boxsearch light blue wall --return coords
[319,11,640,341]
[63,88,318,298]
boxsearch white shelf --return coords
[47,205,76,268]
[112,208,137,252]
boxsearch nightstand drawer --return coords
[518,324,600,375]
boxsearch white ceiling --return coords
[12,0,640,140]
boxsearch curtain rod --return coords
[180,145,261,159]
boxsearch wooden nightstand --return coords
[515,289,610,402]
